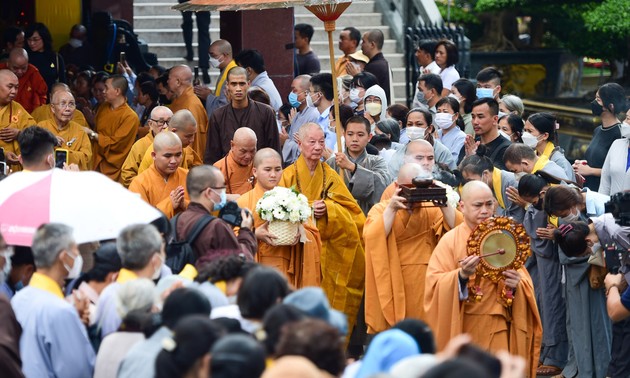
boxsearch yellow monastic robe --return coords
[424,222,542,378]
[279,155,366,335]
[93,102,139,181]
[364,202,463,333]
[137,144,201,175]
[120,132,154,188]
[128,164,190,218]
[37,119,92,170]
[380,182,396,201]
[0,101,35,171]
[238,184,322,288]
[214,152,255,195]
[335,55,350,77]
[168,86,208,159]
[31,104,88,128]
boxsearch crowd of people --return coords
[1,15,630,378]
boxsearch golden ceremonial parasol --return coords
[173,0,357,175]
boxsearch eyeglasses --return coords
[53,102,77,109]
[150,118,171,126]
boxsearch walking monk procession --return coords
[1,1,630,377]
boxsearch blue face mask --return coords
[212,188,227,211]
[476,87,494,99]
[288,92,302,108]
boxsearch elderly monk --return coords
[363,163,461,334]
[238,148,322,288]
[204,66,279,164]
[37,90,92,170]
[381,139,435,201]
[31,83,88,127]
[120,106,172,187]
[0,69,35,170]
[279,122,365,337]
[424,181,542,377]
[0,48,47,113]
[91,75,139,181]
[137,109,201,174]
[129,131,189,218]
[214,127,257,197]
[167,65,208,159]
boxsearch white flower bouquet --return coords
[433,180,460,209]
[256,187,312,245]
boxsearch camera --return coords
[605,192,630,227]
[218,201,250,227]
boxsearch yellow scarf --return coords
[541,141,555,160]
[116,268,138,284]
[532,154,550,174]
[215,60,238,96]
[29,272,64,299]
[492,168,505,209]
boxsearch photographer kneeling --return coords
[175,165,257,268]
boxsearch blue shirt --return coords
[621,286,630,311]
[12,284,95,378]
[95,282,123,339]
[251,71,282,111]
[438,126,466,163]
[117,326,172,378]
[282,106,320,164]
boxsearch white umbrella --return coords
[0,169,162,246]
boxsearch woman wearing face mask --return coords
[434,39,460,96]
[498,114,524,144]
[450,79,476,136]
[349,72,378,116]
[599,110,630,196]
[363,84,388,128]
[403,108,456,170]
[372,119,403,164]
[435,97,466,163]
[458,147,524,223]
[523,112,575,181]
[574,83,629,191]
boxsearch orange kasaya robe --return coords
[93,102,139,181]
[137,143,201,175]
[169,86,208,159]
[214,151,255,195]
[424,222,542,378]
[37,119,92,170]
[380,182,396,201]
[0,101,35,171]
[128,164,190,218]
[363,201,463,334]
[120,132,154,188]
[0,63,47,113]
[238,183,322,288]
[31,104,88,128]
[279,155,366,336]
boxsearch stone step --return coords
[133,1,374,16]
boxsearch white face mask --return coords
[514,171,526,181]
[521,132,540,149]
[0,249,12,285]
[209,56,223,69]
[499,130,511,140]
[406,126,425,141]
[64,252,83,280]
[448,93,461,102]
[349,88,362,104]
[561,208,581,223]
[434,113,454,129]
[366,102,382,117]
[306,92,316,108]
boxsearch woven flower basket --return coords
[268,221,299,246]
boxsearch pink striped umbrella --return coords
[0,169,162,246]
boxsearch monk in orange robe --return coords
[238,148,322,288]
[364,163,462,334]
[129,131,189,218]
[37,90,92,170]
[0,48,47,113]
[424,181,542,377]
[381,140,436,201]
[167,65,208,159]
[31,83,88,128]
[120,106,172,187]
[279,122,365,336]
[0,69,35,171]
[92,75,139,181]
[215,127,256,197]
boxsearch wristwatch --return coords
[89,131,97,140]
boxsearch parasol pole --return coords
[324,20,344,177]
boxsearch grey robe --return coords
[496,170,525,223]
[550,149,576,182]
[326,150,391,215]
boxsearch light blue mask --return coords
[288,92,301,108]
[476,87,494,99]
[212,188,227,211]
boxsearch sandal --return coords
[536,365,563,376]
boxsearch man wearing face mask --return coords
[416,73,443,115]
[0,233,24,378]
[475,67,502,100]
[309,73,337,151]
[12,223,95,378]
[504,143,568,181]
[195,39,237,118]
[176,165,256,267]
[95,224,170,340]
[283,74,320,165]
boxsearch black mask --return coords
[532,197,544,210]
[591,100,604,116]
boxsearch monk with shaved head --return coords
[364,163,461,333]
[381,139,435,200]
[0,69,35,169]
[214,127,257,197]
[0,48,47,112]
[120,106,173,187]
[31,82,88,127]
[194,39,236,116]
[167,64,208,159]
[238,148,322,288]
[129,131,189,218]
[91,74,140,181]
[425,180,542,377]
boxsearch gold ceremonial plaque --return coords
[466,217,531,306]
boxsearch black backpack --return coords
[166,213,215,274]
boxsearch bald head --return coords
[49,82,70,97]
[186,165,222,199]
[233,127,257,144]
[403,140,435,173]
[8,48,28,78]
[0,69,19,105]
[461,180,492,202]
[397,163,425,185]
[169,109,197,148]
[460,180,495,228]
[150,105,173,120]
[253,148,282,168]
[293,74,311,91]
[231,127,257,166]
[169,65,193,94]
[153,131,182,152]
[298,122,324,142]
[148,106,173,134]
[210,39,232,55]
